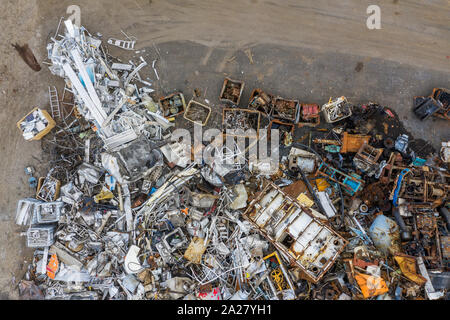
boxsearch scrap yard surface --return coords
[0,0,449,301]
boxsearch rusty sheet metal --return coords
[394,254,427,286]
[340,132,371,153]
[243,181,347,283]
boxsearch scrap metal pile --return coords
[15,20,449,300]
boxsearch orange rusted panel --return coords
[340,132,371,153]
[354,272,389,299]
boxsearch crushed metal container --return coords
[16,198,42,226]
[34,201,64,224]
[184,100,212,126]
[159,92,186,119]
[26,225,55,248]
[243,181,347,283]
[219,77,245,105]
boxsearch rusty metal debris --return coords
[13,19,449,301]
[243,182,347,283]
[273,97,300,124]
[160,92,186,119]
[219,78,245,105]
[298,104,320,127]
[184,100,212,126]
[223,108,260,137]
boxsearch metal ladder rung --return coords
[48,86,62,120]
[107,38,136,50]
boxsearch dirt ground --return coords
[0,0,449,299]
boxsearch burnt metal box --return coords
[273,97,300,123]
[219,78,245,105]
[298,103,320,127]
[184,100,212,126]
[222,108,260,138]
[248,89,274,115]
[34,201,64,224]
[159,92,186,118]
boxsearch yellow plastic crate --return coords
[17,107,56,141]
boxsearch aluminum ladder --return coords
[48,86,62,120]
[107,38,136,50]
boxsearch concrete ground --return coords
[0,0,448,299]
